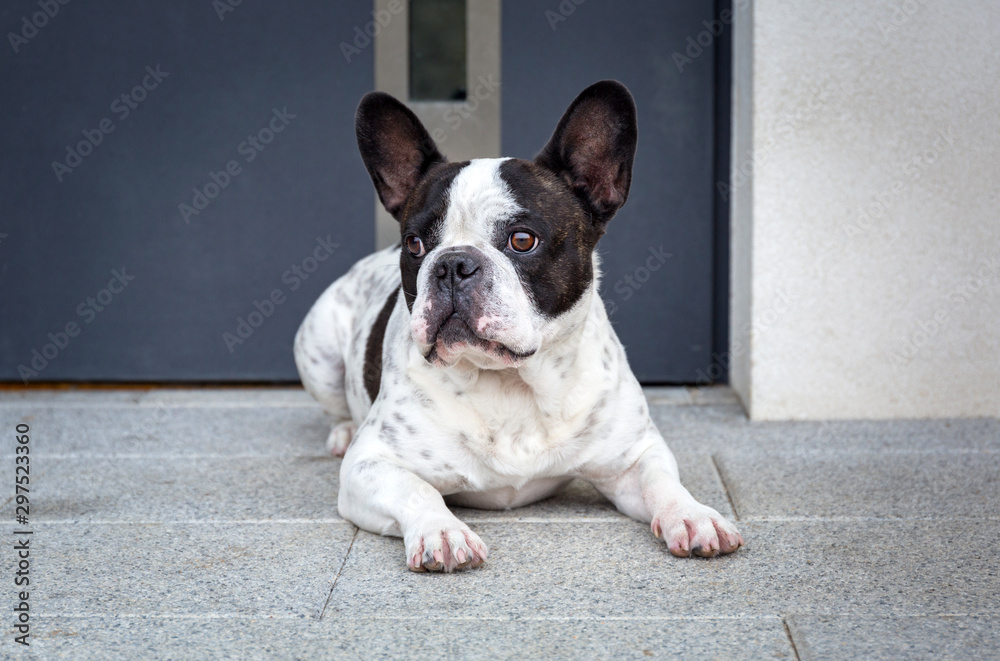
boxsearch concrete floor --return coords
[1,387,998,660]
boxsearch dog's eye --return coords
[405,235,426,257]
[508,231,538,253]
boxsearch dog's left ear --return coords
[535,80,637,223]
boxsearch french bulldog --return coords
[294,80,743,572]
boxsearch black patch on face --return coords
[498,158,604,317]
[363,287,400,402]
[398,162,469,311]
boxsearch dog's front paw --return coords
[651,504,744,558]
[405,521,488,573]
[326,421,357,457]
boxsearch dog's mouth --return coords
[423,314,535,367]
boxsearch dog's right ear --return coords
[355,92,445,221]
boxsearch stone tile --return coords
[0,456,343,522]
[5,616,793,660]
[716,451,1000,519]
[2,523,353,617]
[0,389,145,406]
[642,387,693,406]
[788,615,1000,661]
[686,386,741,406]
[0,406,331,456]
[0,387,314,408]
[454,453,734,523]
[8,453,726,527]
[650,403,752,448]
[0,406,732,525]
[652,406,1000,455]
[674,452,738,519]
[139,387,316,408]
[330,520,1000,619]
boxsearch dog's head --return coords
[356,81,637,369]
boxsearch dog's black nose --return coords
[435,250,481,285]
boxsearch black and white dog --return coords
[294,81,743,572]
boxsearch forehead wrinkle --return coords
[440,158,522,245]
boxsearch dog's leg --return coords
[323,420,357,457]
[589,431,743,558]
[294,295,356,456]
[339,448,489,573]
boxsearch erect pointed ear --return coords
[534,80,637,223]
[355,91,446,220]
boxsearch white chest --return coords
[424,368,602,481]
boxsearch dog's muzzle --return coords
[433,248,483,299]
[413,246,534,367]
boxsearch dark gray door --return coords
[502,1,725,382]
[3,1,727,384]
[1,0,373,382]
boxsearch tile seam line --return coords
[29,613,995,621]
[0,454,336,460]
[30,613,787,621]
[706,449,999,455]
[12,517,633,525]
[319,525,358,620]
[15,519,352,525]
[10,516,1000,525]
[0,404,323,409]
[8,449,997,459]
[0,400,703,409]
[740,515,1000,522]
[0,401,716,409]
[710,453,740,521]
[783,616,802,661]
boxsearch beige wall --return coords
[731,0,1000,419]
[373,0,500,250]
